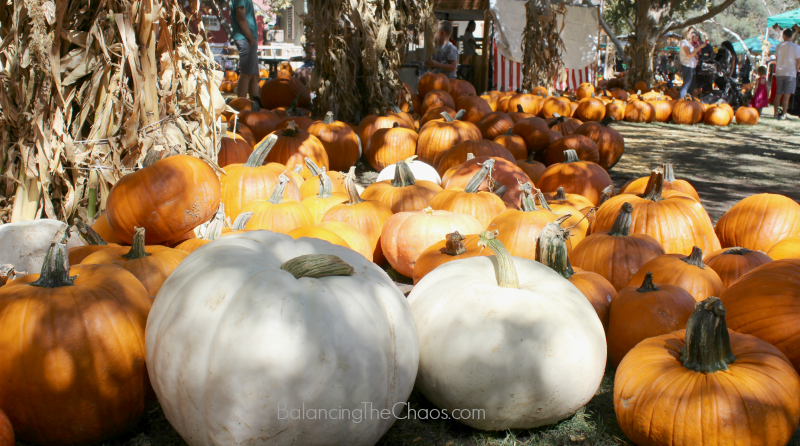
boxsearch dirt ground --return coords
[21,112,800,446]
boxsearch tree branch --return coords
[599,14,630,63]
[662,0,738,34]
[623,16,635,32]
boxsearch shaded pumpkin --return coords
[572,117,624,170]
[511,116,551,153]
[91,213,126,245]
[238,110,280,142]
[606,271,696,366]
[672,98,704,124]
[605,98,626,121]
[307,112,360,172]
[420,105,457,127]
[571,202,666,291]
[448,79,476,103]
[418,72,450,98]
[546,114,583,135]
[705,247,773,288]
[619,163,701,202]
[455,94,493,124]
[429,159,508,228]
[412,232,490,284]
[357,113,411,148]
[624,100,655,123]
[417,110,482,165]
[715,193,800,252]
[544,134,599,166]
[68,218,121,264]
[422,89,456,114]
[516,155,547,184]
[234,124,257,147]
[174,205,227,253]
[433,139,516,176]
[218,133,253,168]
[366,123,419,171]
[477,112,513,140]
[537,150,613,206]
[443,156,532,208]
[494,131,528,160]
[507,104,536,123]
[362,158,443,213]
[704,106,733,126]
[259,76,310,109]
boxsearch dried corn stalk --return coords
[0,0,226,223]
[306,0,433,121]
[521,0,566,92]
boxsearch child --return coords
[425,20,458,79]
[750,65,769,115]
[666,72,675,89]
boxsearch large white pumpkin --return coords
[376,159,441,185]
[0,219,84,273]
[407,231,606,430]
[146,231,419,446]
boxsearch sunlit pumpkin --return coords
[417,111,481,165]
[417,72,450,98]
[365,123,419,171]
[429,159,508,228]
[307,112,360,172]
[627,246,725,302]
[361,158,443,213]
[715,193,800,252]
[264,121,329,173]
[620,163,701,202]
[537,150,613,205]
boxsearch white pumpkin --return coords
[407,231,606,430]
[146,231,419,446]
[0,219,85,274]
[376,159,441,185]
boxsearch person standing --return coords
[773,28,800,119]
[740,58,752,84]
[460,21,478,66]
[679,27,707,98]
[231,0,260,104]
[424,20,458,79]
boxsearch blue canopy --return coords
[731,36,779,54]
[767,9,800,29]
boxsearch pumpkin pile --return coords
[2,75,800,446]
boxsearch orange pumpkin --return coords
[715,193,800,252]
[767,236,800,260]
[81,226,188,296]
[705,247,773,288]
[546,114,583,136]
[540,96,572,118]
[537,150,613,205]
[572,117,624,170]
[418,72,450,98]
[220,135,303,219]
[605,98,626,121]
[620,163,701,202]
[420,105,457,127]
[443,156,532,208]
[672,97,704,124]
[263,121,329,172]
[0,408,11,446]
[507,104,536,123]
[322,167,393,264]
[422,89,456,114]
[259,76,310,109]
[536,218,615,330]
[649,97,673,122]
[516,156,547,184]
[494,131,528,160]
[298,158,346,199]
[433,139,517,176]
[68,218,121,264]
[174,206,227,253]
[508,92,544,116]
[606,271,696,366]
[306,112,359,172]
[735,106,759,125]
[412,232,490,284]
[218,133,253,168]
[704,105,733,126]
[627,246,725,302]
[365,123,419,171]
[624,100,655,122]
[361,158,443,213]
[593,172,721,256]
[614,296,800,446]
[90,213,126,245]
[301,172,349,224]
[416,110,482,164]
[293,222,374,261]
[571,202,666,291]
[106,155,221,245]
[429,158,508,227]
[235,124,257,147]
[242,174,314,233]
[573,96,606,122]
[511,116,552,153]
[476,111,514,140]
[544,134,599,166]
[456,94,493,124]
[448,79,476,103]
[357,113,410,147]
[480,94,499,112]
[0,242,151,446]
[485,183,560,259]
[576,83,594,100]
[545,187,594,210]
[239,110,280,142]
[381,207,483,278]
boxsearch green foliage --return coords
[693,0,800,44]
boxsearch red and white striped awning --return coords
[493,40,596,93]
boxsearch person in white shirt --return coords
[425,21,458,79]
[773,28,800,119]
[678,27,708,98]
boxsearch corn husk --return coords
[0,0,225,223]
[522,0,566,93]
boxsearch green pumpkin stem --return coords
[441,111,455,122]
[268,173,290,204]
[682,246,705,268]
[280,254,355,279]
[641,171,664,201]
[392,158,417,187]
[607,203,634,236]
[518,182,538,211]
[465,159,495,193]
[74,218,107,246]
[563,150,580,164]
[244,134,278,167]
[304,157,322,176]
[204,205,226,241]
[478,230,519,289]
[535,214,575,279]
[680,297,737,373]
[343,166,365,204]
[30,241,76,288]
[121,227,150,260]
[444,231,467,256]
[316,169,333,199]
[232,212,254,230]
[663,163,676,182]
[636,271,659,292]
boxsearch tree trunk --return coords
[625,33,659,89]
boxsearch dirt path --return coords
[607,116,800,223]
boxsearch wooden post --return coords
[480,9,492,92]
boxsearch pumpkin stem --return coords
[720,247,753,256]
[323,111,335,124]
[554,187,567,202]
[680,297,737,373]
[478,230,519,289]
[535,215,575,279]
[392,158,417,187]
[563,150,580,164]
[304,157,322,176]
[121,227,151,260]
[280,254,355,279]
[608,202,634,237]
[466,153,476,161]
[204,205,226,241]
[599,185,614,205]
[74,218,107,246]
[316,169,333,199]
[465,158,495,193]
[441,111,454,122]
[454,109,467,120]
[343,166,365,204]
[600,116,616,126]
[232,212,254,230]
[283,121,300,137]
[518,182,538,211]
[0,264,18,287]
[444,231,467,256]
[662,163,676,182]
[245,134,278,167]
[516,104,524,113]
[682,246,706,268]
[268,173,290,204]
[29,241,76,288]
[287,93,301,116]
[636,271,659,292]
[641,171,664,201]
